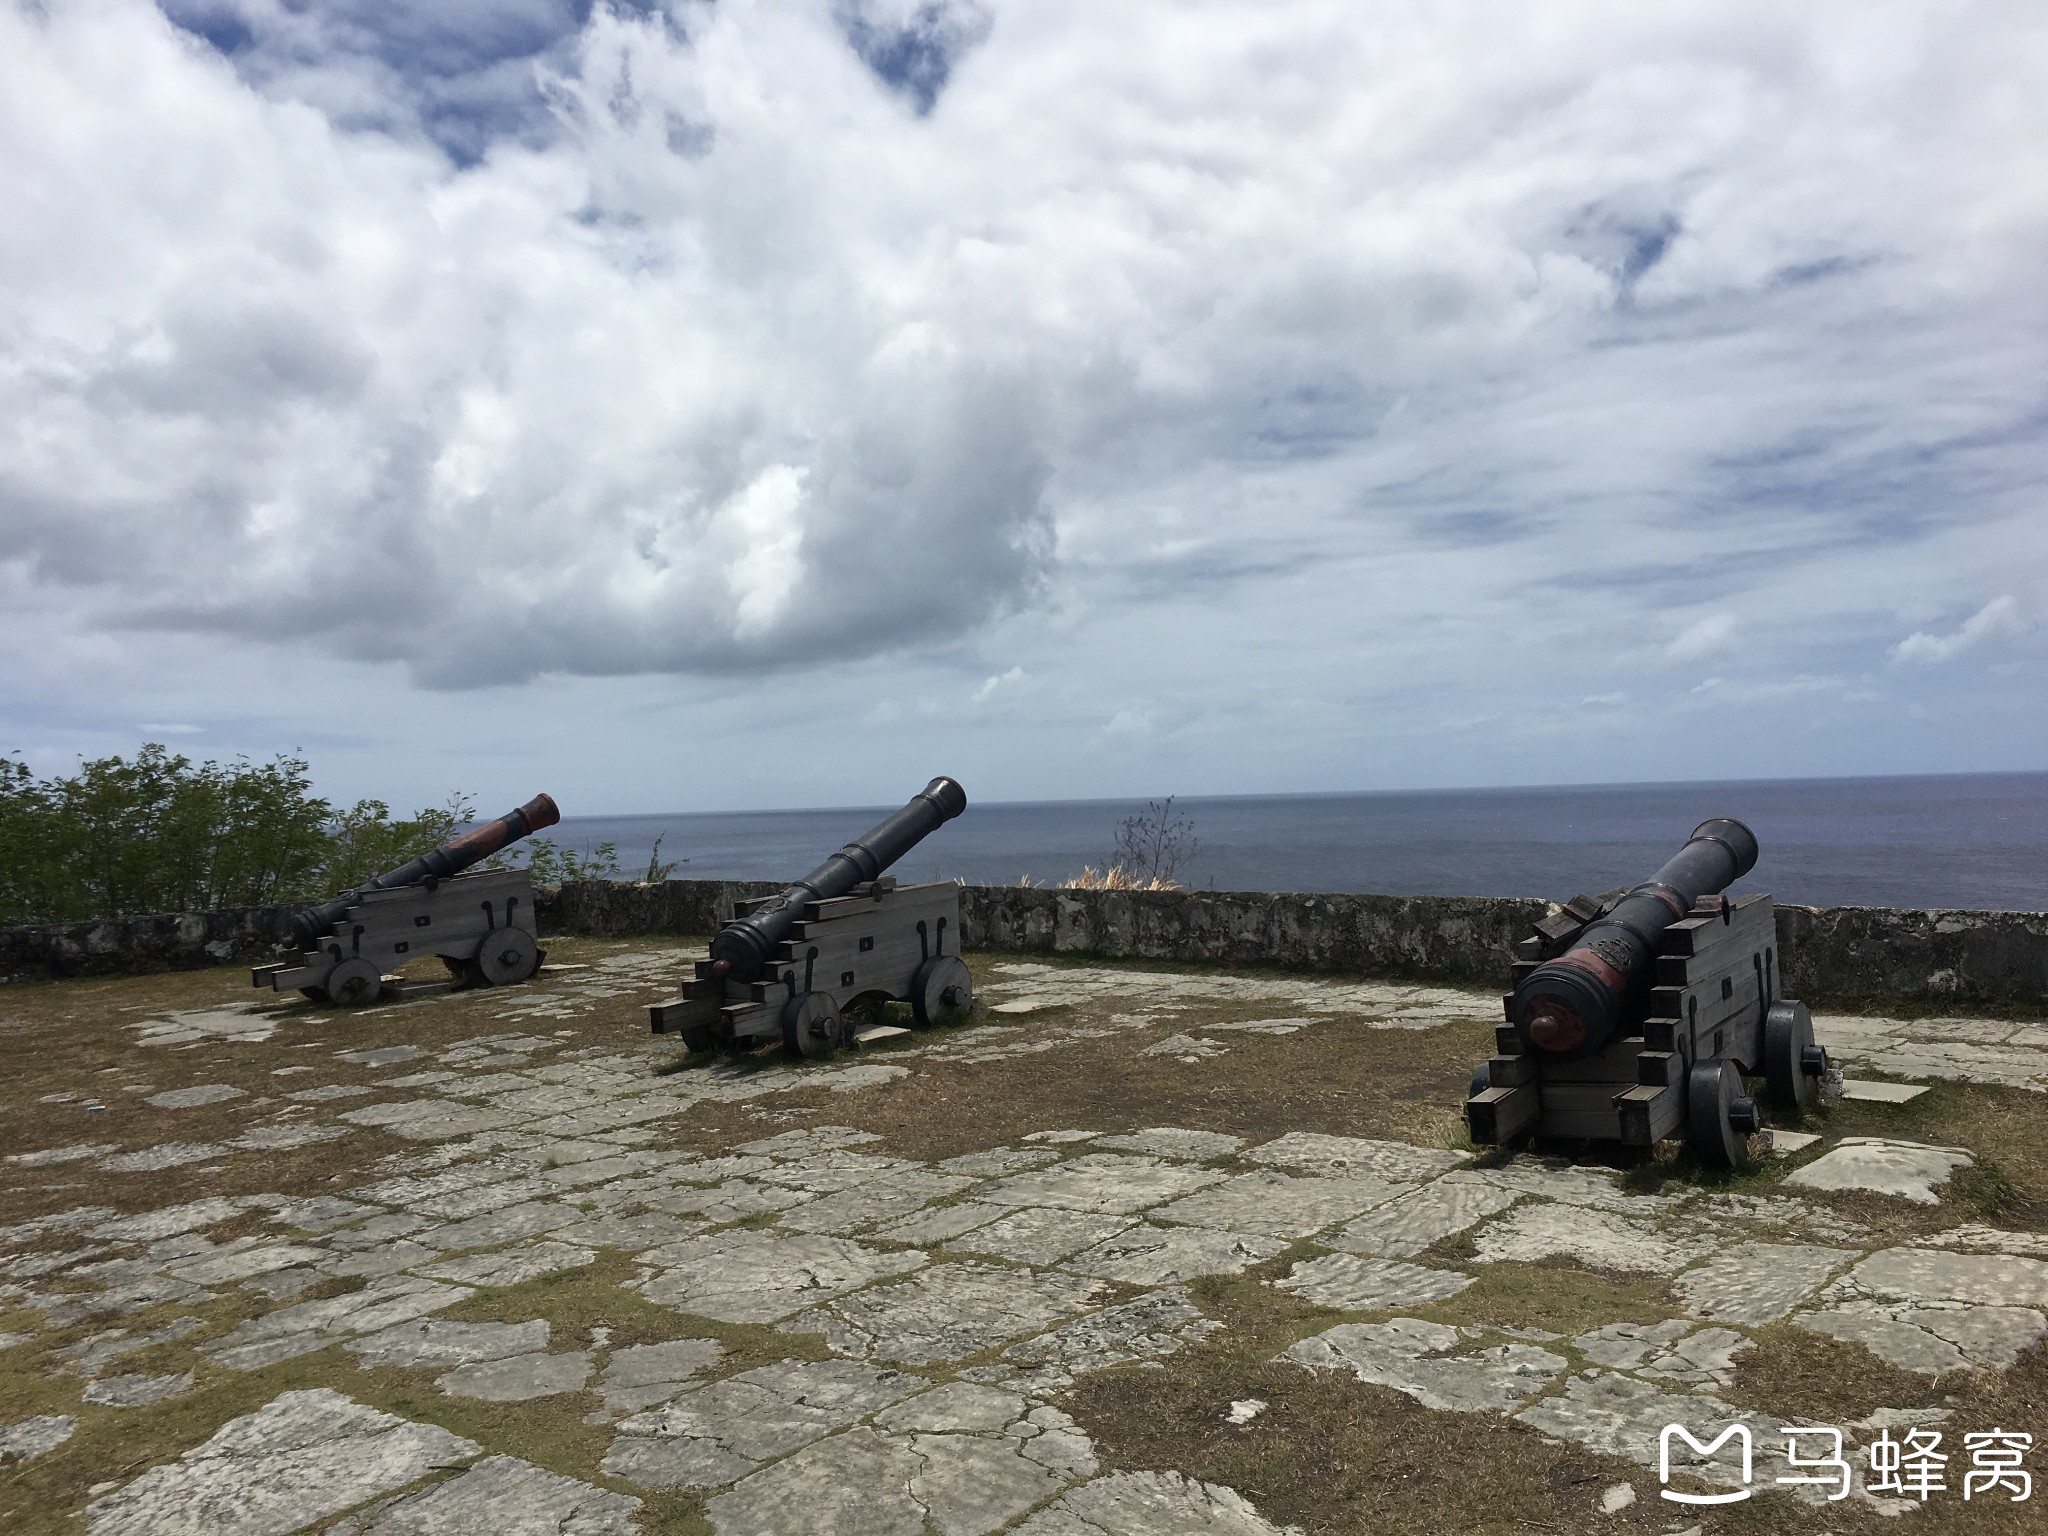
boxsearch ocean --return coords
[549,772,2048,913]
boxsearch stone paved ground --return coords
[2,942,2046,1534]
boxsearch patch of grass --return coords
[1419,1261,1676,1336]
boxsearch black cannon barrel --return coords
[709,776,968,984]
[290,793,561,949]
[1510,817,1759,1059]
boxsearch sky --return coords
[2,0,2045,818]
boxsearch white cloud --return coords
[1892,595,2029,665]
[1667,613,1738,664]
[1,1,2045,805]
[973,665,1026,704]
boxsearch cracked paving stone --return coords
[546,1212,707,1251]
[704,1425,1070,1536]
[605,1359,924,1489]
[1284,1320,1566,1413]
[411,1240,594,1288]
[1004,1288,1221,1381]
[945,1207,1135,1266]
[341,1101,517,1141]
[336,1046,427,1067]
[99,1143,230,1173]
[751,1151,921,1194]
[1919,1224,2048,1258]
[439,1349,592,1401]
[976,1154,1227,1215]
[0,1414,76,1462]
[233,1124,351,1152]
[344,1318,551,1369]
[1840,1246,2048,1308]
[778,1171,976,1236]
[1784,1138,1976,1204]
[1243,1132,1465,1182]
[873,1201,1010,1247]
[875,1382,1028,1433]
[1468,1161,1679,1213]
[203,1277,476,1369]
[1320,1174,1520,1257]
[144,1084,247,1110]
[1471,1203,1719,1275]
[83,1371,195,1407]
[598,1338,726,1412]
[85,1388,480,1536]
[327,1454,640,1535]
[412,1201,586,1252]
[636,1229,925,1323]
[322,1241,441,1279]
[245,1266,326,1301]
[1274,1253,1473,1309]
[1093,1129,1245,1161]
[286,1084,375,1103]
[165,1243,327,1286]
[1012,1470,1304,1536]
[260,1196,382,1234]
[1795,1301,2048,1372]
[1064,1225,1288,1286]
[641,1179,818,1225]
[1573,1321,1750,1386]
[1152,1171,1411,1240]
[790,1261,1107,1364]
[1673,1243,1859,1324]
[738,1126,884,1158]
[933,1148,1061,1177]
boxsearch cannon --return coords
[1464,818,1828,1167]
[252,793,560,1007]
[649,776,972,1056]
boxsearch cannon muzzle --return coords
[709,776,967,984]
[1510,817,1758,1059]
[290,792,560,949]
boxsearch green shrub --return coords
[0,745,605,924]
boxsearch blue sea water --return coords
[550,772,2048,913]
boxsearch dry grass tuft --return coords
[1062,864,1182,891]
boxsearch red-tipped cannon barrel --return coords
[1511,817,1758,1059]
[709,777,967,984]
[290,793,560,949]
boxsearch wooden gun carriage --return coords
[649,876,970,1056]
[1466,820,1828,1167]
[252,868,544,1006]
[253,793,557,1007]
[649,776,973,1058]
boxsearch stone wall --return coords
[6,877,2047,1009]
[0,905,296,986]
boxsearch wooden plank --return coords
[1615,1083,1683,1145]
[1467,1085,1538,1145]
[1486,1054,1536,1088]
[1541,1106,1626,1139]
[1494,1025,1524,1056]
[1538,1083,1628,1133]
[648,995,720,1035]
[1636,1051,1681,1086]
[1541,1036,1647,1084]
